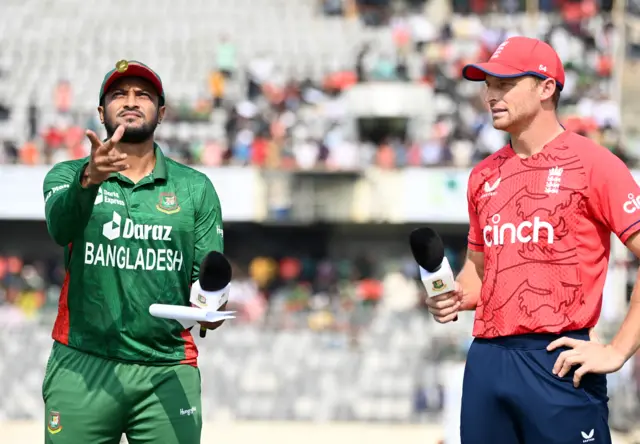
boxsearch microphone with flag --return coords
[190,251,233,338]
[409,227,458,320]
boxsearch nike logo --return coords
[484,178,501,193]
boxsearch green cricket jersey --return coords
[42,144,224,366]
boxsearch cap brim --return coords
[462,62,526,81]
[102,64,164,98]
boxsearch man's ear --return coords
[539,78,557,103]
[97,106,105,124]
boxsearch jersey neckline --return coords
[507,129,571,158]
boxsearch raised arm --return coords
[43,161,100,246]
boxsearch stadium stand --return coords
[0,0,630,168]
[1,0,640,442]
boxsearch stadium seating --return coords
[0,0,638,435]
[0,0,624,168]
[0,310,459,422]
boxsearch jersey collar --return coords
[152,143,167,180]
[106,142,168,183]
[507,124,569,153]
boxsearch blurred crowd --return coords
[0,245,469,332]
[0,0,632,169]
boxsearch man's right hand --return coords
[82,126,128,187]
[425,283,463,323]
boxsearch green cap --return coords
[99,60,165,104]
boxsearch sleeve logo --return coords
[44,184,70,203]
[156,192,181,214]
[47,411,62,434]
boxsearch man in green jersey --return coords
[41,60,226,444]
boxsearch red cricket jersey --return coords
[467,131,640,338]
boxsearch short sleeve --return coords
[467,175,484,252]
[588,149,640,243]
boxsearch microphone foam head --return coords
[199,251,232,291]
[409,227,445,272]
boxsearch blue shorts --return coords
[460,329,611,444]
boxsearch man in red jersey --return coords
[426,36,640,444]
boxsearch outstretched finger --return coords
[94,162,129,173]
[86,130,102,152]
[96,153,128,167]
[108,125,126,146]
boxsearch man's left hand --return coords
[547,329,626,388]
[198,302,228,331]
[198,320,225,330]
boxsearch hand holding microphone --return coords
[409,227,461,323]
[190,251,233,338]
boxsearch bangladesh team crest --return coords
[197,293,208,306]
[156,192,181,214]
[432,279,446,291]
[48,411,62,434]
[116,59,129,73]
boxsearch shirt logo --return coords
[581,429,595,442]
[481,177,501,199]
[103,211,122,240]
[544,167,563,194]
[87,212,182,271]
[217,225,224,237]
[45,184,70,203]
[156,192,181,215]
[180,407,197,416]
[490,41,509,59]
[47,411,62,434]
[102,211,172,241]
[95,187,125,206]
[623,193,640,214]
[483,214,554,246]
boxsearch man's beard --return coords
[104,111,159,144]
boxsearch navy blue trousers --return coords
[460,329,611,444]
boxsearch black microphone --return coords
[409,227,457,321]
[409,227,446,272]
[199,251,232,293]
[193,251,232,338]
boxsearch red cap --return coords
[99,60,164,104]
[462,36,565,90]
